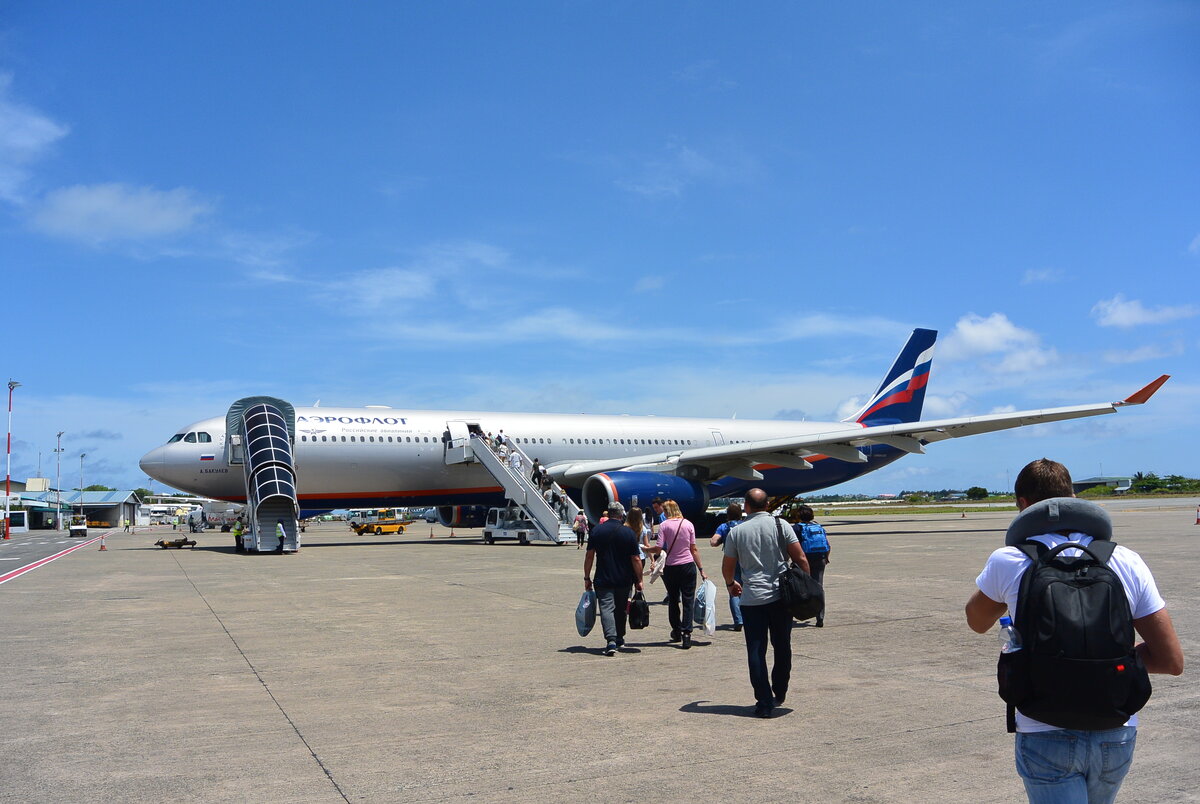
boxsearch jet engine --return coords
[436,505,489,528]
[582,472,709,523]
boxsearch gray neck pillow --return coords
[1005,497,1112,546]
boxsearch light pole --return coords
[54,432,65,530]
[79,453,86,526]
[5,379,19,540]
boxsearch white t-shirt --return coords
[975,531,1165,732]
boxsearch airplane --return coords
[139,328,1169,529]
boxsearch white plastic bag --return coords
[575,590,598,636]
[693,579,717,635]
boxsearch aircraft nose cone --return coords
[140,446,166,480]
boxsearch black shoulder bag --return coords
[775,517,824,621]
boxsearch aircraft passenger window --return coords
[321,436,327,442]
[406,437,411,442]
[350,437,356,442]
[301,436,307,442]
[184,433,197,443]
[342,436,347,442]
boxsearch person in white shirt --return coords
[965,458,1182,804]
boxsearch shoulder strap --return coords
[775,517,789,562]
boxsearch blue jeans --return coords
[594,585,631,646]
[1015,726,1137,804]
[728,565,743,625]
[740,598,792,711]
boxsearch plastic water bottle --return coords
[998,615,1022,653]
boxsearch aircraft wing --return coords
[556,375,1169,483]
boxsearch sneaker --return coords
[604,643,617,656]
[773,689,786,705]
[669,630,682,643]
[815,619,824,628]
[733,624,743,632]
[615,637,625,648]
[682,632,692,649]
[754,704,774,719]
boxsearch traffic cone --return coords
[98,534,107,551]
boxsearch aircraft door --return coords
[444,420,475,465]
[710,429,725,447]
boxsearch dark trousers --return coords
[741,598,793,710]
[595,585,631,644]
[807,552,828,620]
[663,562,697,636]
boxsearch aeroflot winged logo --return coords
[298,415,408,425]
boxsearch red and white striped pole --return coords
[4,379,19,540]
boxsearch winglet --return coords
[1118,375,1170,406]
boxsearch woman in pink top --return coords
[654,499,708,649]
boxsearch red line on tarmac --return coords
[0,532,111,586]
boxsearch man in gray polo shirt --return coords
[722,488,809,718]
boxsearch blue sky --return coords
[2,2,1197,496]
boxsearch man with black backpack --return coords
[965,459,1183,803]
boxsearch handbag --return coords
[627,591,650,629]
[575,590,598,636]
[775,518,824,621]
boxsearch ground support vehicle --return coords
[481,507,540,545]
[68,514,87,538]
[154,536,197,549]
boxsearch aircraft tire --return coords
[518,532,528,545]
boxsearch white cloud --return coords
[1090,294,1198,328]
[634,275,666,293]
[31,183,212,243]
[939,313,1059,375]
[1188,234,1200,256]
[940,313,1037,359]
[1103,342,1184,364]
[1021,268,1065,285]
[616,141,758,198]
[0,74,69,203]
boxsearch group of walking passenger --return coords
[583,490,831,718]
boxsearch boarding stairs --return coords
[460,432,577,544]
[226,397,301,553]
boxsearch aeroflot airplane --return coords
[140,329,1168,528]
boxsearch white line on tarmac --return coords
[0,533,110,586]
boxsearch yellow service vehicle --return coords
[350,509,409,535]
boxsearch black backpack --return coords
[997,539,1152,732]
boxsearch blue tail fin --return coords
[845,329,937,426]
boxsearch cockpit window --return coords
[184,433,197,443]
[197,432,212,443]
[168,434,185,443]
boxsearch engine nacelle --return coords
[436,505,489,528]
[582,472,709,523]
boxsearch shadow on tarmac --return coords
[680,700,794,718]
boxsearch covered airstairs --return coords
[442,422,576,544]
[226,397,301,553]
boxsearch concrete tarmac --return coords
[1,505,1196,803]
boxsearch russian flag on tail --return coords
[846,328,937,426]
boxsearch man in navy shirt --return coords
[584,502,644,656]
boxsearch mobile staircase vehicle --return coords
[225,397,301,553]
[443,425,576,544]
